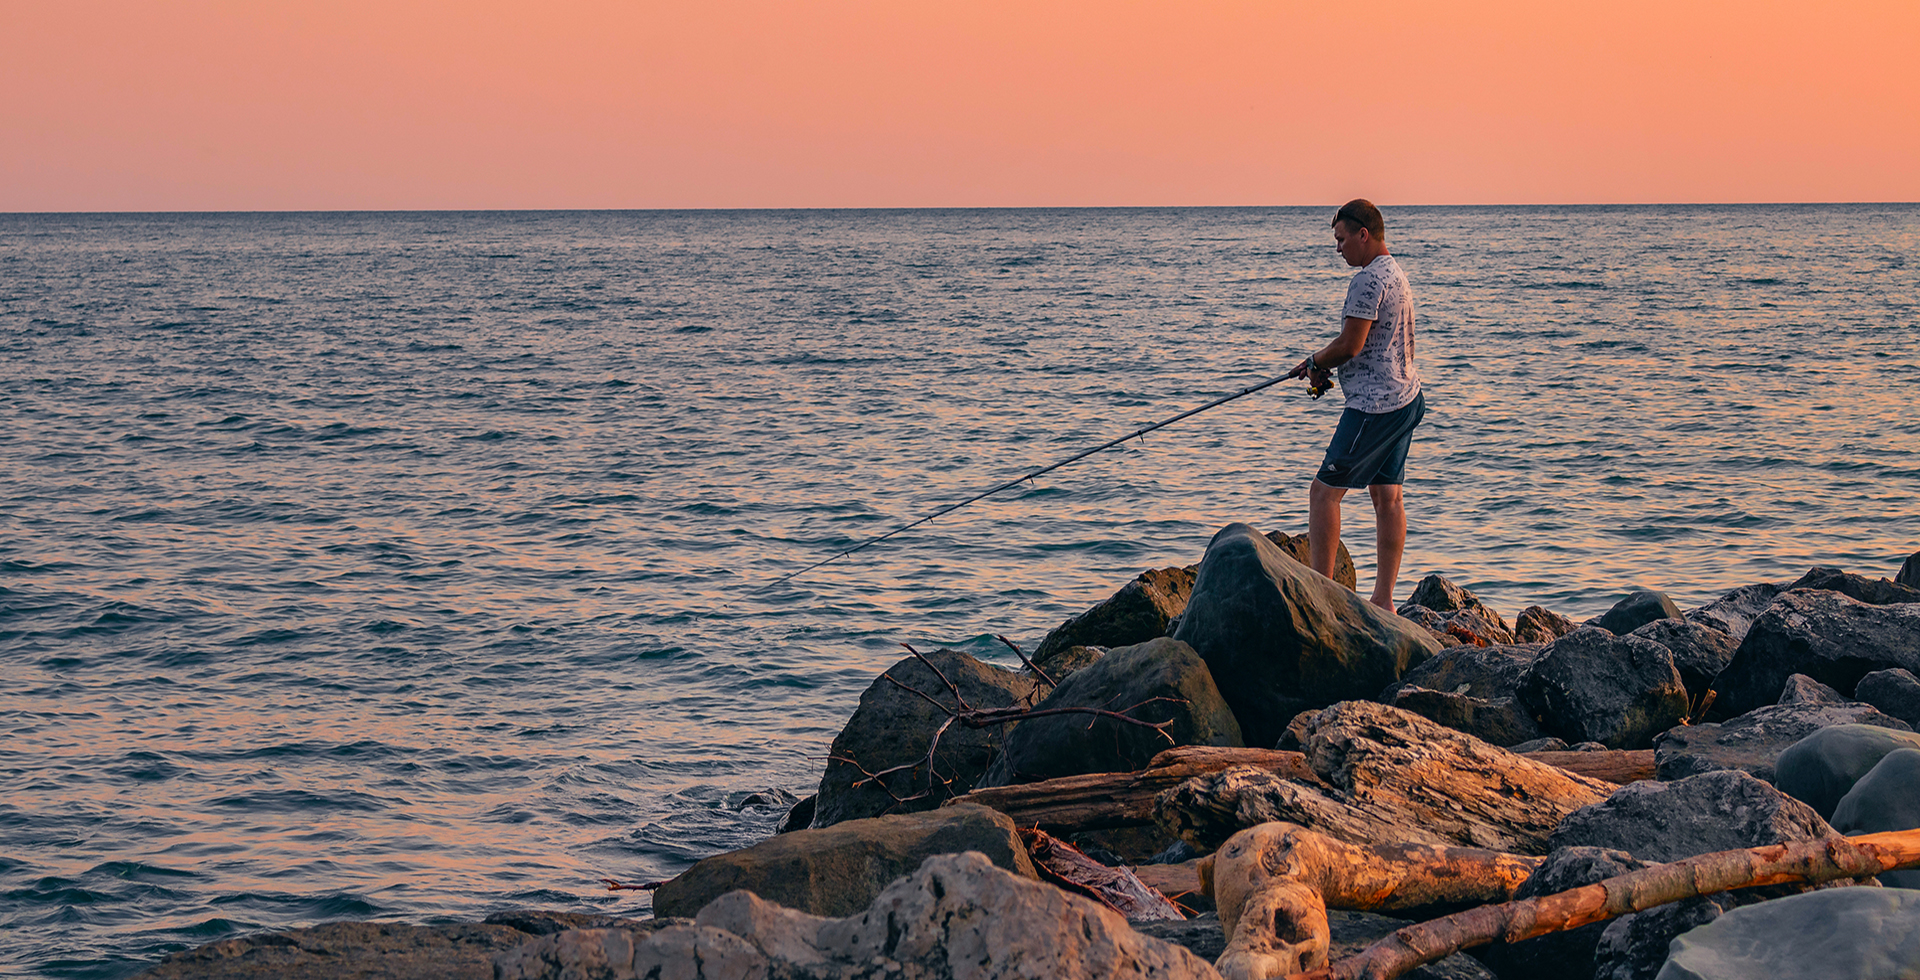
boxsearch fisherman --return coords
[1285,199,1425,610]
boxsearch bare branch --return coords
[997,633,1059,692]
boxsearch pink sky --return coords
[4,1,1916,210]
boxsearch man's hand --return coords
[1287,356,1334,398]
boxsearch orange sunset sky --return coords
[4,0,1916,211]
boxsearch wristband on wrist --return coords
[1307,354,1320,373]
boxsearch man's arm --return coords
[1286,316,1376,382]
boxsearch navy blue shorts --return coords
[1315,392,1426,489]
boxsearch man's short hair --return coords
[1332,199,1386,240]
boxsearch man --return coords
[1284,199,1425,610]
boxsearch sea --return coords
[2,205,1916,978]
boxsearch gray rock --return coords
[1385,685,1543,746]
[1597,896,1731,980]
[1856,667,1920,728]
[1590,590,1683,635]
[1683,582,1783,643]
[1783,565,1920,605]
[1401,574,1512,634]
[1775,724,1920,818]
[1777,672,1846,705]
[1485,847,1650,980]
[131,920,538,980]
[978,637,1243,787]
[1832,748,1920,888]
[1521,627,1689,749]
[1655,701,1913,784]
[1655,888,1920,980]
[1507,737,1569,753]
[1382,642,1545,703]
[1032,566,1195,668]
[812,648,1039,828]
[1900,551,1920,590]
[1171,523,1439,748]
[1712,589,1920,719]
[1040,644,1107,682]
[1513,605,1577,644]
[1550,769,1839,863]
[1628,619,1737,704]
[651,803,1038,919]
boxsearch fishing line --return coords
[747,370,1301,597]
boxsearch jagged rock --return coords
[1549,769,1840,863]
[1773,723,1920,818]
[1392,604,1467,647]
[1656,888,1920,980]
[1628,619,1737,704]
[1654,701,1913,784]
[1384,685,1543,746]
[1041,644,1107,682]
[1513,605,1577,644]
[1520,627,1689,749]
[1380,642,1545,703]
[651,803,1038,919]
[1589,589,1683,635]
[1899,551,1920,590]
[1856,667,1920,728]
[1777,672,1845,705]
[1831,748,1920,888]
[812,648,1040,828]
[1171,524,1439,748]
[499,852,1225,980]
[1683,582,1783,642]
[1434,608,1516,647]
[1401,574,1512,634]
[482,910,655,936]
[978,637,1243,787]
[1484,847,1650,980]
[131,920,540,980]
[1033,567,1195,667]
[1263,529,1359,591]
[1782,565,1920,605]
[1711,589,1920,719]
[1508,737,1569,752]
[1596,896,1733,980]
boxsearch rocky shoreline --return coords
[135,524,1920,980]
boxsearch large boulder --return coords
[1711,589,1920,719]
[1172,524,1439,748]
[1032,566,1195,668]
[1384,685,1543,747]
[1381,642,1545,702]
[1589,589,1683,636]
[1682,582,1783,643]
[651,803,1038,919]
[1655,888,1920,980]
[1512,605,1577,644]
[1831,748,1920,888]
[1549,769,1839,863]
[1520,627,1689,749]
[977,637,1243,786]
[499,852,1224,980]
[812,649,1039,828]
[1782,565,1920,605]
[1773,723,1920,818]
[1627,619,1737,705]
[1855,667,1920,728]
[1484,847,1649,980]
[1654,701,1913,784]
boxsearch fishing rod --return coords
[749,369,1308,597]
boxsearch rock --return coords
[1435,608,1517,647]
[1683,582,1783,643]
[651,803,1038,919]
[812,648,1040,828]
[1381,642,1545,702]
[1040,644,1107,682]
[1513,605,1577,644]
[1263,529,1359,591]
[1032,567,1195,668]
[1655,888,1920,980]
[1171,524,1440,748]
[1549,769,1840,863]
[1627,619,1737,704]
[1589,589,1683,635]
[1782,565,1920,605]
[1385,685,1543,746]
[1133,908,1494,979]
[978,637,1243,787]
[1401,574,1512,634]
[1856,667,1920,728]
[131,920,539,980]
[1900,551,1920,590]
[481,910,656,936]
[1392,604,1467,647]
[1654,702,1913,784]
[1485,846,1650,980]
[1596,896,1732,980]
[1831,748,1920,888]
[500,852,1225,980]
[1773,723,1920,818]
[1777,672,1845,705]
[1507,737,1569,753]
[1711,589,1920,719]
[778,795,815,833]
[1520,627,1690,749]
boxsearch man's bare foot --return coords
[1369,595,1394,611]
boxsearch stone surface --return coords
[1485,847,1651,980]
[1831,747,1920,888]
[1520,627,1689,749]
[1384,685,1543,746]
[1900,551,1920,590]
[1401,574,1512,634]
[651,803,1038,919]
[1856,667,1920,728]
[1627,619,1737,704]
[1171,524,1439,748]
[1392,604,1467,647]
[812,648,1040,828]
[1657,701,1913,784]
[1775,723,1920,819]
[1682,582,1783,643]
[1711,589,1920,719]
[1380,642,1544,703]
[1263,529,1358,591]
[1041,643,1107,682]
[132,921,540,980]
[1655,888,1920,980]
[1777,672,1847,705]
[1782,565,1920,605]
[1512,605,1577,644]
[1596,896,1732,980]
[978,637,1243,787]
[1590,589,1683,636]
[1549,769,1839,863]
[1032,566,1196,667]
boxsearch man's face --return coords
[1333,220,1371,267]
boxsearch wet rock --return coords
[1855,667,1920,728]
[1654,701,1912,784]
[1171,524,1439,748]
[812,648,1040,828]
[1549,769,1840,863]
[1032,566,1195,668]
[1513,605,1577,644]
[651,803,1038,919]
[1782,565,1920,605]
[1520,627,1689,749]
[1831,748,1920,888]
[132,920,537,980]
[978,637,1243,787]
[1384,685,1543,746]
[1485,847,1650,980]
[1627,619,1737,704]
[1589,589,1683,636]
[1711,589,1920,719]
[1683,582,1783,643]
[1773,723,1920,818]
[1656,888,1920,980]
[1401,574,1512,635]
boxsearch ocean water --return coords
[2,205,1916,978]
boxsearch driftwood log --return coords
[1019,827,1187,921]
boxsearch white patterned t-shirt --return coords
[1337,255,1421,413]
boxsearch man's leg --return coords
[1308,478,1348,579]
[1367,483,1406,610]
